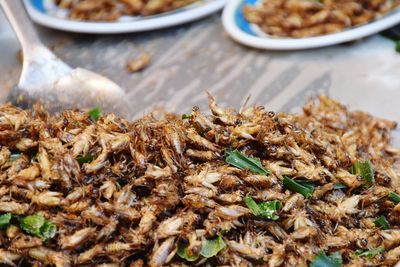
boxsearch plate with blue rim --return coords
[24,0,226,34]
[222,0,400,50]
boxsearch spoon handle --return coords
[0,0,54,60]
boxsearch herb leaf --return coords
[244,196,261,215]
[182,114,191,120]
[374,215,390,230]
[283,176,314,198]
[244,196,281,220]
[40,220,57,240]
[388,192,400,204]
[396,41,400,53]
[0,213,12,229]
[20,214,57,240]
[200,235,226,258]
[310,251,343,267]
[225,150,270,175]
[350,160,375,187]
[355,247,384,259]
[77,154,95,166]
[88,107,102,121]
[177,242,200,262]
[20,214,45,237]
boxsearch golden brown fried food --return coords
[243,0,400,38]
[56,0,199,21]
[126,52,151,73]
[0,96,400,266]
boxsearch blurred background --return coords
[1,7,400,121]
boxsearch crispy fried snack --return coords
[55,0,199,21]
[243,0,400,38]
[0,96,400,266]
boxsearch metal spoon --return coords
[0,0,130,117]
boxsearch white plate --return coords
[222,0,400,50]
[24,0,226,34]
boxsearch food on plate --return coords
[243,0,400,38]
[55,0,199,21]
[126,52,151,73]
[0,95,400,266]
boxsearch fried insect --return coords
[244,0,400,38]
[0,96,399,266]
[55,0,199,21]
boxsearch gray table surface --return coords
[1,8,400,123]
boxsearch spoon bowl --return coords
[0,0,129,117]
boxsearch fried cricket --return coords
[0,96,400,266]
[243,0,400,38]
[55,0,199,21]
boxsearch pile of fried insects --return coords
[0,95,400,267]
[55,0,199,21]
[243,0,400,38]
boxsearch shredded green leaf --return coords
[225,150,270,175]
[388,192,400,204]
[200,235,226,258]
[355,247,384,259]
[0,213,12,229]
[182,114,191,120]
[20,214,45,237]
[20,214,57,240]
[297,180,315,190]
[310,251,343,267]
[244,196,281,220]
[396,41,400,53]
[177,242,200,262]
[283,176,314,198]
[374,215,390,230]
[350,160,375,187]
[40,221,57,240]
[88,107,102,121]
[77,154,95,166]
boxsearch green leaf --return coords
[77,154,94,166]
[244,196,281,220]
[333,183,347,190]
[244,196,261,215]
[355,247,384,259]
[310,251,342,267]
[40,221,57,240]
[20,214,57,240]
[259,201,282,220]
[88,107,102,121]
[177,242,200,262]
[182,114,191,120]
[374,215,390,230]
[20,214,45,237]
[283,176,314,198]
[388,192,400,204]
[0,213,12,229]
[350,160,375,187]
[200,235,226,258]
[225,150,270,175]
[298,181,315,191]
[396,41,400,53]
